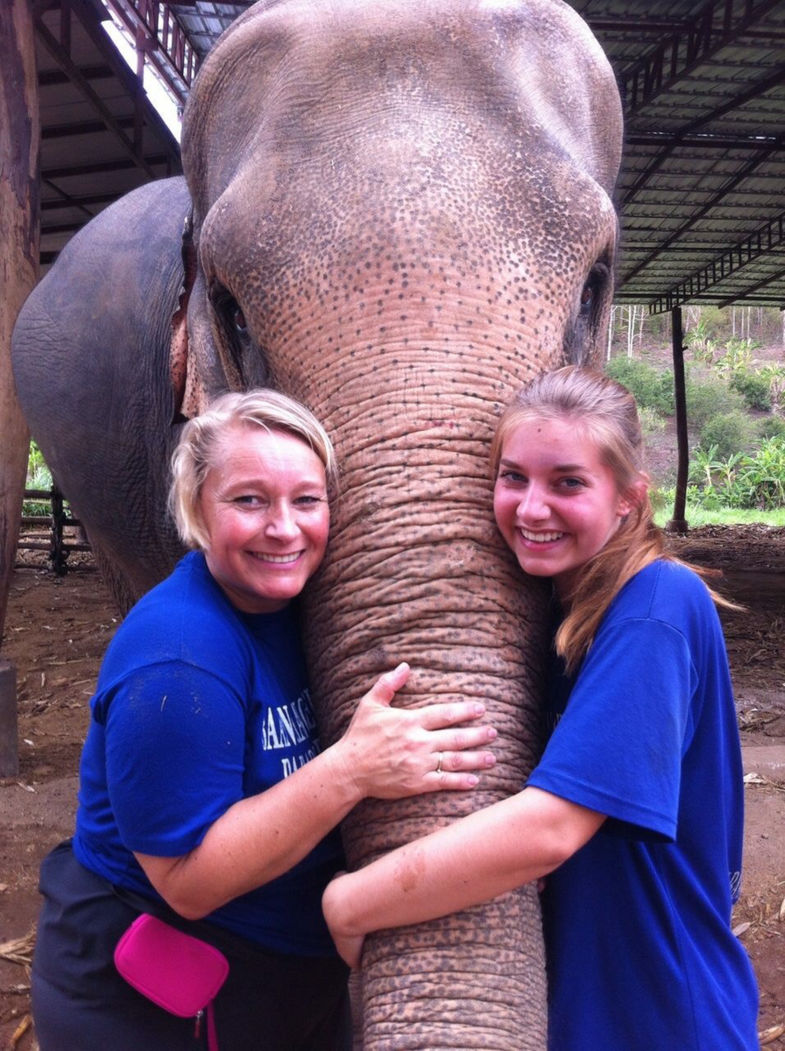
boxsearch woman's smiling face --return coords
[199,424,330,614]
[493,415,633,599]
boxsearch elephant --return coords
[12,0,623,1046]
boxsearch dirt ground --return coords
[1,527,784,1049]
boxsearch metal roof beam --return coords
[621,129,784,285]
[645,212,785,313]
[625,131,780,151]
[39,62,112,84]
[42,154,174,178]
[715,265,785,309]
[620,0,783,116]
[42,190,122,210]
[103,0,197,96]
[43,115,136,138]
[586,19,685,33]
[42,220,95,235]
[622,62,785,206]
[35,3,160,179]
[40,174,109,226]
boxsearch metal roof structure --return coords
[570,0,785,313]
[34,0,183,268]
[31,0,785,314]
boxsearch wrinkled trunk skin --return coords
[304,398,554,1048]
[178,2,622,1047]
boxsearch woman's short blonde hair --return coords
[169,389,337,551]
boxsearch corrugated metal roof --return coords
[570,0,785,311]
[33,0,785,312]
[35,0,183,267]
[169,2,249,58]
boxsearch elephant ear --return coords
[169,211,206,420]
[171,208,250,418]
[170,213,235,418]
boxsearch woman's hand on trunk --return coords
[331,662,497,800]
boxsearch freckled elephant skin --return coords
[12,1,622,1046]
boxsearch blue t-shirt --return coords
[73,551,343,956]
[528,560,759,1050]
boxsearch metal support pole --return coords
[666,306,689,533]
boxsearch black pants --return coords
[32,841,351,1051]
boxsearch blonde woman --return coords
[32,389,496,1051]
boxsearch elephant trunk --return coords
[302,360,552,1049]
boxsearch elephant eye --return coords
[211,284,248,335]
[209,281,254,382]
[579,263,609,318]
[563,261,612,365]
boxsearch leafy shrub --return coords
[683,435,785,512]
[605,356,674,415]
[698,411,757,460]
[685,318,718,363]
[22,441,54,516]
[685,373,743,431]
[638,405,666,439]
[760,415,785,440]
[649,485,671,515]
[729,369,771,411]
[27,441,52,490]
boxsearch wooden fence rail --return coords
[18,486,91,574]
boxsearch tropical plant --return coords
[715,338,755,376]
[27,440,52,489]
[684,318,718,363]
[23,441,54,516]
[733,436,785,510]
[681,434,785,512]
[760,364,785,416]
[690,444,724,489]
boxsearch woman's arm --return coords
[322,786,605,969]
[135,663,498,918]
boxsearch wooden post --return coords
[0,0,40,774]
[0,662,18,777]
[666,306,689,534]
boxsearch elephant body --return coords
[12,1,622,1046]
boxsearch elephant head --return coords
[176,1,622,1046]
